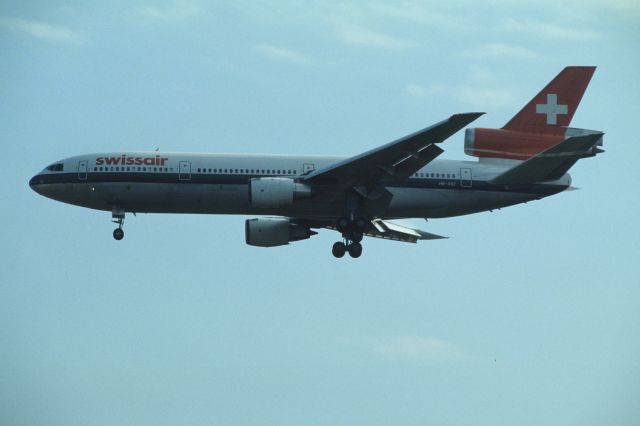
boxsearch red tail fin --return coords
[503,66,595,135]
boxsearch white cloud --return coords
[600,0,640,13]
[405,82,514,108]
[255,44,311,65]
[404,83,445,98]
[464,43,539,60]
[0,17,84,44]
[371,2,467,30]
[456,86,515,108]
[501,18,599,41]
[138,0,202,23]
[335,22,414,50]
[407,66,516,108]
[372,335,464,361]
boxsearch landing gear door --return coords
[179,161,191,181]
[460,168,472,188]
[78,160,88,181]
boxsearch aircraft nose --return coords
[29,174,44,194]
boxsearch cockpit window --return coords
[46,163,64,172]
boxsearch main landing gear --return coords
[332,214,367,258]
[332,241,362,258]
[112,208,125,240]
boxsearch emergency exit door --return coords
[179,161,191,181]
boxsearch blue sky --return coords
[1,1,639,425]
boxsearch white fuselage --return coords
[29,152,571,221]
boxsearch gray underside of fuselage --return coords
[36,182,543,220]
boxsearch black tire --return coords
[354,217,368,231]
[350,232,363,243]
[332,241,346,258]
[336,217,350,233]
[348,242,362,258]
[113,228,124,240]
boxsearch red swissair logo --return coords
[95,155,169,166]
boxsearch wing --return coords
[304,112,484,187]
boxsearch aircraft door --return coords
[78,160,88,180]
[179,161,191,181]
[460,168,472,188]
[302,163,315,175]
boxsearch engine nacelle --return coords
[245,217,317,247]
[249,178,312,208]
[465,128,563,160]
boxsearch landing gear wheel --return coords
[354,217,368,232]
[348,242,362,258]
[332,241,346,258]
[349,232,363,243]
[113,228,124,240]
[336,217,350,233]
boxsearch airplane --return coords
[29,66,603,258]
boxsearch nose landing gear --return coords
[113,227,124,240]
[112,208,125,241]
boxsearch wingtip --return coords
[451,112,485,123]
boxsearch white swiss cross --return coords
[535,93,568,125]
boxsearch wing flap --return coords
[366,219,447,243]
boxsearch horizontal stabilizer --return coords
[490,133,603,185]
[367,219,446,243]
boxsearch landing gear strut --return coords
[332,213,367,258]
[112,208,125,240]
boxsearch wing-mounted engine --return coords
[249,178,313,208]
[245,217,317,247]
[465,128,603,160]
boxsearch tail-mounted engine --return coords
[245,217,317,247]
[465,128,603,160]
[249,178,313,208]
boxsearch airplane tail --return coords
[465,66,599,160]
[489,133,603,185]
[503,66,596,134]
